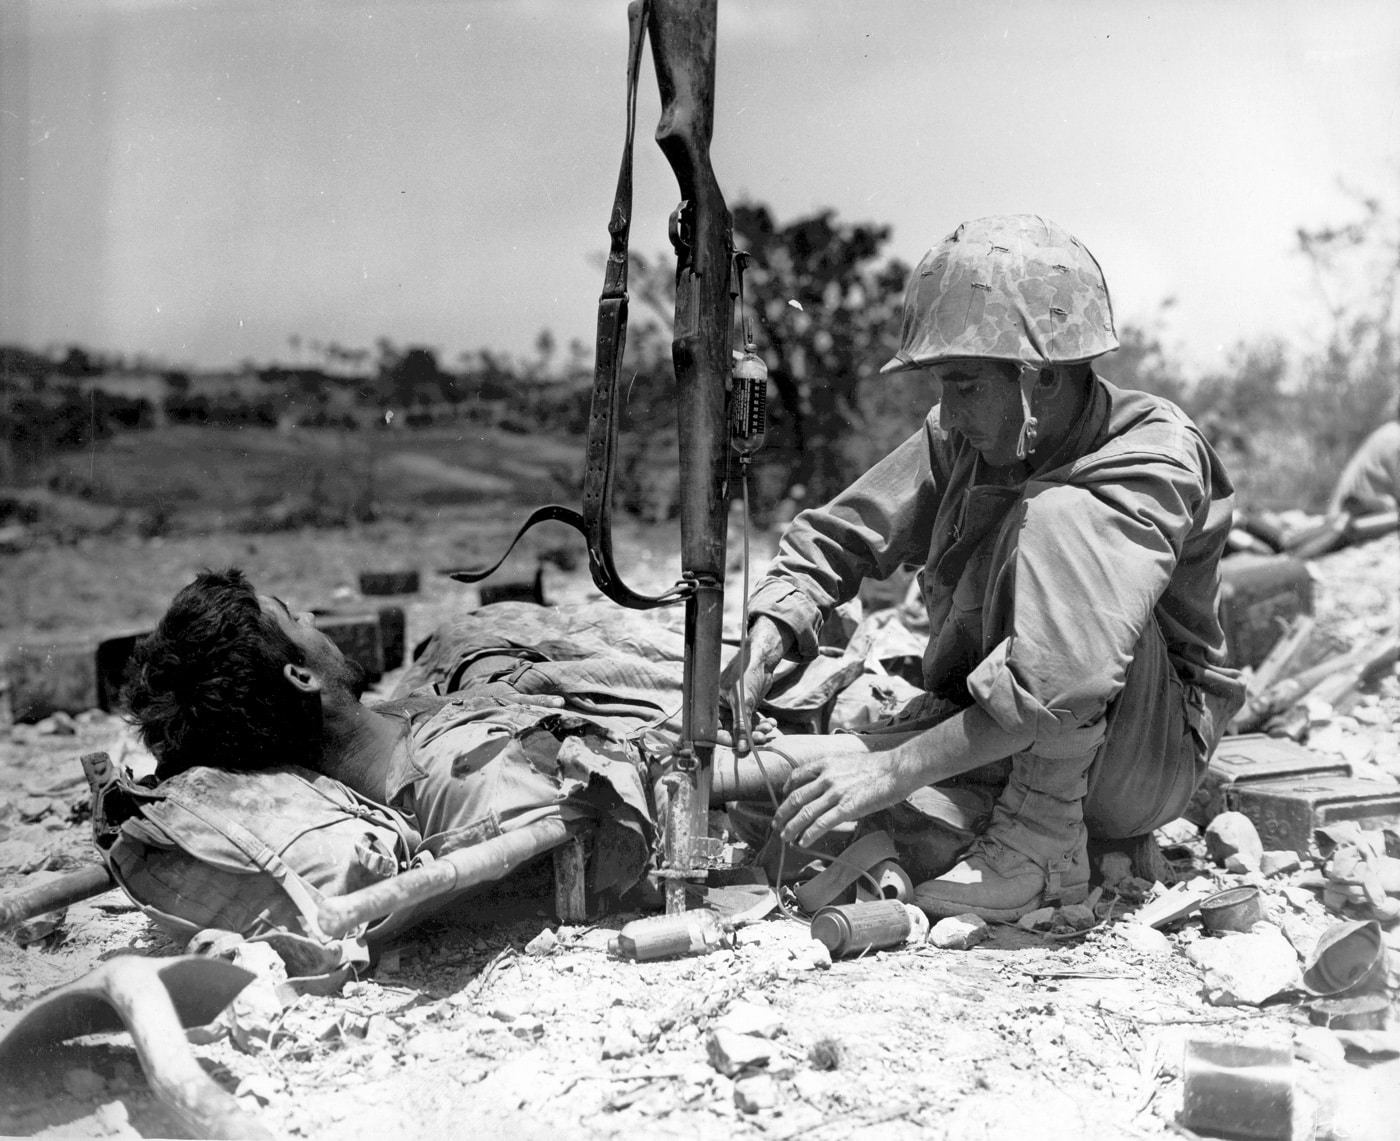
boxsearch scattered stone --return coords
[714,999,782,1039]
[524,927,559,956]
[928,914,989,950]
[233,1073,281,1105]
[230,977,289,1054]
[93,1100,131,1133]
[34,712,78,736]
[1057,903,1097,930]
[1206,812,1264,872]
[1294,1026,1347,1069]
[1097,852,1134,889]
[1119,923,1174,956]
[734,1071,778,1113]
[1017,906,1056,931]
[510,1016,545,1039]
[1155,818,1200,846]
[406,1029,455,1060]
[364,1051,397,1080]
[791,1068,834,1102]
[601,1027,641,1059]
[1187,926,1301,1005]
[1261,850,1302,877]
[62,1067,106,1099]
[789,939,832,971]
[364,1014,403,1042]
[707,1028,774,1076]
[488,1000,525,1023]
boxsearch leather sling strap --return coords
[452,0,688,612]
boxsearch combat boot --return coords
[913,746,1094,922]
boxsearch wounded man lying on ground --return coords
[117,568,655,954]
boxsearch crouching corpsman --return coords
[721,214,1248,921]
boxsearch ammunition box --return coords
[5,637,99,723]
[1231,775,1400,858]
[358,570,420,596]
[1186,734,1350,827]
[1217,554,1313,669]
[313,612,385,683]
[96,631,150,712]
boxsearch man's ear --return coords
[283,663,323,694]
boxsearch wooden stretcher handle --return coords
[316,817,574,939]
[0,864,116,929]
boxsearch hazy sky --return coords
[2,0,1398,377]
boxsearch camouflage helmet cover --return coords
[880,214,1118,374]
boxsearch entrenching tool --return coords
[0,954,269,1141]
[451,0,746,913]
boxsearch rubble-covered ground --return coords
[0,526,1397,1141]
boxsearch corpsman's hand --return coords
[773,749,916,849]
[719,616,792,753]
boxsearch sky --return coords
[2,0,1398,378]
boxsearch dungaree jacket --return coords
[747,378,1246,760]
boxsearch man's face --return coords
[258,595,368,699]
[931,360,1026,467]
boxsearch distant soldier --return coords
[723,215,1247,921]
[1328,413,1400,518]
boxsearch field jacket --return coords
[748,377,1246,754]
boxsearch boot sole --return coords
[916,881,1090,924]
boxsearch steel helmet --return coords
[880,214,1118,375]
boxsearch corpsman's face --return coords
[931,360,1027,468]
[258,595,368,698]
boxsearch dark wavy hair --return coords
[123,568,319,780]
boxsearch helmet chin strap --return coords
[1015,365,1040,460]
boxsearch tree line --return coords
[2,191,1395,517]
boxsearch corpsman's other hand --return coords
[718,616,792,753]
[773,750,916,849]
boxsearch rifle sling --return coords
[454,0,687,611]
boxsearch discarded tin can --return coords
[1302,919,1389,997]
[1308,993,1390,1030]
[809,901,928,959]
[609,909,736,962]
[1181,1039,1292,1140]
[1200,886,1264,934]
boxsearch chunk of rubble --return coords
[1017,906,1056,931]
[733,1072,778,1113]
[714,999,782,1039]
[1119,922,1173,956]
[524,927,559,956]
[1186,925,1301,1006]
[1261,850,1302,877]
[1097,852,1134,890]
[788,939,832,971]
[1206,812,1263,872]
[927,913,989,950]
[707,1028,775,1076]
[1057,903,1097,930]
